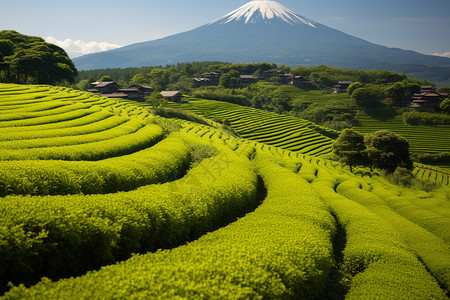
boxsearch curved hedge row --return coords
[0,134,191,196]
[168,98,335,157]
[0,124,164,161]
[336,180,450,292]
[0,146,259,292]
[3,156,336,299]
[311,176,446,299]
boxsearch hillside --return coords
[0,84,449,299]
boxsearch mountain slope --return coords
[74,0,450,77]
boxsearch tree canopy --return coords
[333,129,367,172]
[0,30,77,85]
[365,130,413,173]
[334,129,413,173]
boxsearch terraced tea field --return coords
[1,84,449,299]
[167,97,337,157]
[354,109,450,156]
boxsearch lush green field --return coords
[167,97,338,157]
[354,108,450,163]
[1,84,449,299]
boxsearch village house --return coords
[117,87,143,101]
[161,91,183,102]
[410,86,448,111]
[193,77,214,88]
[333,81,353,94]
[240,75,256,86]
[202,72,221,85]
[291,75,313,88]
[129,84,154,96]
[87,82,154,101]
[88,81,121,94]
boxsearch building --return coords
[161,91,183,102]
[129,84,154,96]
[202,72,221,85]
[333,81,353,94]
[240,75,256,86]
[410,86,448,111]
[193,77,214,88]
[118,88,143,101]
[89,81,121,94]
[291,76,313,88]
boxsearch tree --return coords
[0,30,77,84]
[145,92,166,108]
[364,130,413,173]
[346,82,363,95]
[352,86,385,108]
[386,81,420,106]
[219,70,239,88]
[147,68,169,91]
[98,75,114,82]
[333,129,367,172]
[183,63,194,76]
[130,73,150,85]
[437,87,450,94]
[440,98,450,114]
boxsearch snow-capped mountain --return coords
[211,0,316,27]
[74,0,450,79]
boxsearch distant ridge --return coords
[74,1,450,84]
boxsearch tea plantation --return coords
[0,84,449,299]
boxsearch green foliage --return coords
[3,158,336,299]
[293,65,406,88]
[192,87,250,106]
[352,86,385,108]
[0,136,191,196]
[365,130,413,173]
[412,152,450,165]
[354,108,450,154]
[153,107,210,126]
[0,82,449,298]
[0,30,77,84]
[401,111,450,125]
[219,70,240,88]
[440,98,450,113]
[333,129,367,171]
[168,98,335,156]
[385,81,420,105]
[346,82,362,95]
[0,145,259,292]
[97,75,114,82]
[312,177,447,299]
[145,92,166,108]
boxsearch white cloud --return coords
[45,36,122,58]
[433,52,450,58]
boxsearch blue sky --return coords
[1,0,449,59]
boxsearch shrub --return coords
[402,111,450,126]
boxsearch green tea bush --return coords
[402,111,450,126]
[0,115,127,141]
[337,180,450,292]
[0,135,191,196]
[0,119,145,149]
[312,177,447,299]
[0,124,164,161]
[3,157,336,299]
[0,147,259,292]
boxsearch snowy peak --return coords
[212,0,317,27]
